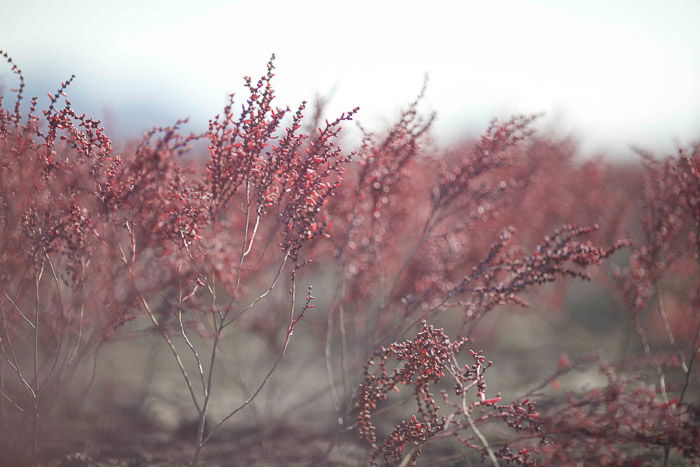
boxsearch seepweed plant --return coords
[312,87,700,464]
[0,51,360,465]
[0,51,131,465]
[117,56,359,466]
[0,49,698,466]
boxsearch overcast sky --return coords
[1,0,699,157]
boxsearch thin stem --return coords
[657,293,688,373]
[177,306,207,396]
[203,351,286,445]
[203,268,300,445]
[679,320,700,404]
[223,253,289,328]
[0,310,36,397]
[139,294,201,413]
[192,324,222,466]
[31,265,44,467]
[3,293,35,328]
[462,396,499,466]
[0,388,24,414]
[324,304,343,425]
[634,316,669,403]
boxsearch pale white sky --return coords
[1,0,699,157]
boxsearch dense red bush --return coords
[0,50,698,466]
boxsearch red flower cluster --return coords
[357,322,542,466]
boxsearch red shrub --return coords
[1,50,698,466]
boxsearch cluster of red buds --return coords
[357,322,543,466]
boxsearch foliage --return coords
[0,50,698,466]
